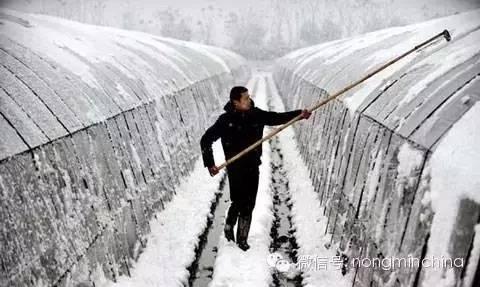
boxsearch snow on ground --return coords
[421,101,480,287]
[208,74,274,287]
[267,73,355,286]
[462,224,480,287]
[98,142,226,287]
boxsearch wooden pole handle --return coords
[216,30,451,172]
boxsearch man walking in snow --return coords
[200,86,311,251]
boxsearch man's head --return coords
[230,86,251,112]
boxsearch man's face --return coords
[233,92,252,112]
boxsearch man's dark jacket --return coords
[200,99,302,169]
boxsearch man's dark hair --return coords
[230,86,248,102]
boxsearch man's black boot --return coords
[236,214,252,251]
[224,223,235,242]
[237,241,250,251]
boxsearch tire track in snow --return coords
[268,136,304,287]
[187,173,229,287]
[266,72,355,287]
[264,72,304,287]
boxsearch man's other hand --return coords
[208,165,220,177]
[301,109,312,120]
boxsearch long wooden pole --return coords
[216,30,451,172]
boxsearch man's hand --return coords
[208,165,220,177]
[300,109,312,120]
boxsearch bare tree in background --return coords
[152,8,192,41]
[199,5,215,44]
[225,8,267,59]
[299,19,322,45]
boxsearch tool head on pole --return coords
[443,29,451,42]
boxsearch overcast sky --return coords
[2,0,479,59]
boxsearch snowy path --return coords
[268,136,303,287]
[188,175,229,286]
[267,74,355,287]
[100,71,354,287]
[208,73,275,287]
[209,71,355,287]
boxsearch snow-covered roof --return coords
[0,8,245,161]
[275,11,480,286]
[276,9,480,152]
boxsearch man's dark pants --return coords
[225,164,259,242]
